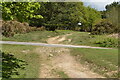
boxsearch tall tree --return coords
[79,6,101,32]
[105,1,120,32]
[34,2,86,30]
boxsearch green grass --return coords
[70,48,118,77]
[2,30,118,48]
[51,69,69,78]
[63,31,118,48]
[56,71,69,78]
[2,44,41,78]
[2,30,74,43]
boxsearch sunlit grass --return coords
[2,44,41,78]
[70,48,118,77]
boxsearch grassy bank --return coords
[70,48,118,77]
[2,44,41,78]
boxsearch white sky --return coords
[81,0,120,11]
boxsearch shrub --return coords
[36,26,46,31]
[44,24,57,31]
[1,51,27,78]
[2,20,31,37]
[94,38,118,48]
[91,19,115,35]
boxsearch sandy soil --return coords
[34,46,104,78]
[108,34,118,38]
[47,34,72,44]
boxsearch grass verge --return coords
[2,44,41,78]
[63,31,118,48]
[70,48,118,78]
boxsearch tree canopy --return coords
[2,2,43,22]
[105,1,120,32]
[2,2,102,31]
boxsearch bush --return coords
[2,20,47,37]
[94,38,118,48]
[36,26,46,31]
[1,51,27,78]
[91,19,115,35]
[2,20,31,37]
[44,24,57,31]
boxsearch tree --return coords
[105,1,120,32]
[80,6,101,32]
[3,2,101,32]
[100,10,107,19]
[2,2,43,23]
[34,2,85,30]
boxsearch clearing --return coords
[1,30,118,78]
[2,44,118,78]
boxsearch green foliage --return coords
[2,44,42,78]
[2,2,43,22]
[91,19,115,35]
[61,31,118,48]
[38,2,78,30]
[94,38,118,48]
[2,2,102,31]
[80,6,101,32]
[44,23,67,31]
[30,2,101,31]
[56,71,69,78]
[1,51,27,78]
[105,2,119,32]
[100,10,107,19]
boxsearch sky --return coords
[81,0,120,11]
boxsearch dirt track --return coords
[36,35,104,78]
[35,47,104,78]
[47,34,72,44]
[1,34,106,78]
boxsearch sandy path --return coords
[51,51,104,78]
[34,47,104,78]
[47,34,72,44]
[35,47,69,78]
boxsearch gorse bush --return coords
[91,19,115,35]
